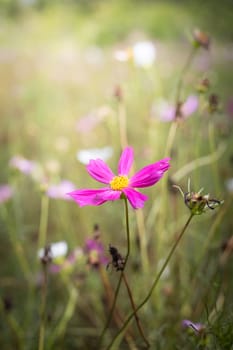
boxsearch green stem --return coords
[106,214,194,349]
[38,194,49,250]
[48,283,78,348]
[98,197,130,347]
[38,264,48,350]
[122,272,150,348]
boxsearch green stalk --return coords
[38,194,49,250]
[106,214,194,349]
[98,197,131,347]
[48,283,78,348]
[38,264,48,350]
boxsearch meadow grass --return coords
[0,1,233,349]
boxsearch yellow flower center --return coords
[110,175,129,191]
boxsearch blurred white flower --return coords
[114,41,156,68]
[38,241,68,260]
[77,147,113,165]
[133,41,156,68]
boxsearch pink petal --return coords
[99,189,122,201]
[123,188,148,209]
[130,158,170,188]
[118,147,134,175]
[68,188,120,206]
[87,159,115,184]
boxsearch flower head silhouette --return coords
[68,147,170,209]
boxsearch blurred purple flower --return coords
[49,264,63,274]
[0,184,13,204]
[46,180,76,200]
[154,95,199,122]
[9,155,37,175]
[85,237,108,267]
[182,319,205,334]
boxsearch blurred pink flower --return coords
[9,155,37,175]
[85,237,108,267]
[46,180,76,200]
[68,146,170,209]
[0,184,13,203]
[154,95,199,122]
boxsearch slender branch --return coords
[106,214,194,349]
[122,272,150,348]
[99,267,137,349]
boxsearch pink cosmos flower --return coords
[68,147,170,209]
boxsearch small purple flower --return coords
[155,95,199,122]
[85,237,108,267]
[182,319,205,334]
[68,146,170,209]
[9,155,37,175]
[0,184,13,204]
[46,180,76,200]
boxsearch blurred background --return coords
[0,0,233,349]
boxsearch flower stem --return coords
[106,213,194,349]
[38,263,48,350]
[97,197,131,347]
[48,283,78,348]
[122,272,150,348]
[38,194,49,250]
